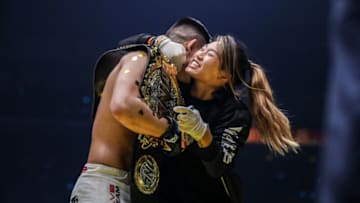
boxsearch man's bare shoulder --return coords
[120,50,149,65]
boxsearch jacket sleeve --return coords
[117,33,153,47]
[194,100,252,178]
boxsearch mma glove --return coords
[160,116,182,156]
[155,35,186,71]
[173,106,208,141]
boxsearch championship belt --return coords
[93,43,190,201]
[137,44,184,153]
[133,44,187,198]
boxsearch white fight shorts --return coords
[70,163,130,203]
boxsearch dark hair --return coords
[215,35,251,94]
[165,17,211,47]
[216,35,300,155]
[166,17,211,43]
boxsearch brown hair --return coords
[216,35,300,155]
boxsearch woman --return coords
[162,35,300,203]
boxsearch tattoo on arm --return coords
[135,80,140,86]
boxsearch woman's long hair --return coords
[217,35,300,155]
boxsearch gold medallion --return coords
[134,155,160,195]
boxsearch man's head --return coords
[166,17,211,67]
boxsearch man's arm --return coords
[110,50,169,137]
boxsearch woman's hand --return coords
[173,105,208,141]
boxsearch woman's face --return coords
[185,41,228,87]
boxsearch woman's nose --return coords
[195,50,205,60]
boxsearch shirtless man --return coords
[70,17,211,203]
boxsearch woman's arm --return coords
[175,100,252,177]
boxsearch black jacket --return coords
[160,82,252,203]
[93,34,252,203]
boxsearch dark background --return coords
[1,0,328,202]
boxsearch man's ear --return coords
[184,39,198,54]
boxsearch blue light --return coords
[67,183,74,191]
[82,96,90,104]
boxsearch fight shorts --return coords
[70,163,130,203]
